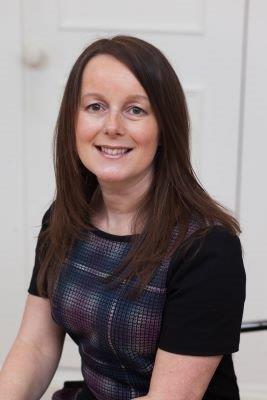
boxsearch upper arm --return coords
[20,204,65,359]
[139,227,246,400]
[15,294,66,361]
[158,227,246,356]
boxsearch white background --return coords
[0,1,266,399]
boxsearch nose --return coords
[103,110,123,136]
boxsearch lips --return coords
[95,145,133,153]
[95,145,133,150]
[94,145,133,158]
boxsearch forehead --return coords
[80,54,147,96]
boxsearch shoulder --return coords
[196,225,243,258]
[179,224,242,260]
[172,216,242,255]
[166,224,245,290]
[41,202,55,228]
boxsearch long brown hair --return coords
[36,35,241,302]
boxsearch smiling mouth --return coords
[95,145,133,156]
[95,145,133,158]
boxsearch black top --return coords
[28,207,246,400]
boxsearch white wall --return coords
[0,0,26,353]
[234,1,267,398]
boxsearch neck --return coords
[91,171,153,233]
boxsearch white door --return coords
[21,0,246,385]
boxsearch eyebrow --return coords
[81,92,149,102]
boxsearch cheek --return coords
[75,113,100,142]
[134,120,159,150]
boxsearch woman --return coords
[0,35,246,400]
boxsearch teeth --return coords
[100,147,129,155]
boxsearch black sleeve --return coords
[27,204,53,298]
[158,226,246,356]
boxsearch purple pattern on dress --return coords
[51,219,201,399]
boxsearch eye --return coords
[85,103,104,112]
[128,106,146,116]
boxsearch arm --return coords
[0,294,66,400]
[133,349,222,400]
[134,227,245,400]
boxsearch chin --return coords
[97,175,128,184]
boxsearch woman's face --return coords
[75,54,159,188]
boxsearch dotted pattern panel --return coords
[51,220,201,400]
